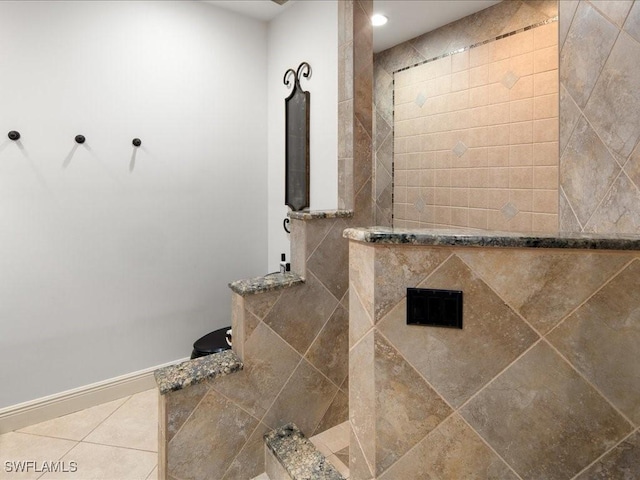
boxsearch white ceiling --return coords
[203,0,293,22]
[204,0,502,53]
[372,0,502,53]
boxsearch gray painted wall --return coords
[0,0,268,408]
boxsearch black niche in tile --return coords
[406,288,463,329]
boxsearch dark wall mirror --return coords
[283,62,311,212]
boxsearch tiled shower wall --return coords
[374,0,558,227]
[393,22,559,232]
[376,0,640,234]
[348,240,640,479]
[559,0,640,233]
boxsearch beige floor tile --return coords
[145,465,157,480]
[83,389,158,452]
[0,432,77,480]
[311,422,349,453]
[309,436,332,457]
[39,442,156,480]
[327,453,350,478]
[17,397,128,442]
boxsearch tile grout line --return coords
[454,253,546,339]
[349,420,375,479]
[541,335,636,429]
[305,219,339,269]
[79,438,158,454]
[456,338,542,413]
[78,394,133,443]
[456,413,524,480]
[569,424,639,480]
[558,184,584,232]
[167,382,214,447]
[347,281,375,353]
[247,288,284,331]
[543,256,639,340]
[372,324,526,480]
[219,418,265,480]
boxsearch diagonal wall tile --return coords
[548,259,640,425]
[501,1,549,34]
[350,279,374,349]
[165,381,208,442]
[305,303,348,387]
[307,218,350,301]
[461,342,632,480]
[624,142,640,187]
[590,0,633,28]
[575,431,640,480]
[263,273,338,356]
[584,31,640,161]
[350,424,374,480]
[210,322,301,420]
[559,186,583,231]
[349,242,375,322]
[221,422,270,480]
[168,390,259,480]
[375,332,452,476]
[560,1,619,108]
[350,330,375,474]
[379,255,538,407]
[559,83,581,156]
[561,116,621,226]
[559,0,580,49]
[459,248,631,334]
[313,388,348,435]
[263,358,338,436]
[305,218,336,263]
[625,0,640,43]
[244,288,282,321]
[378,414,518,480]
[583,172,640,233]
[374,245,452,322]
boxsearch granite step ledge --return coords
[154,349,242,395]
[229,272,304,296]
[264,423,345,480]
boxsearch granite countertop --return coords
[154,349,242,395]
[288,209,353,220]
[229,271,304,296]
[343,226,640,251]
[265,423,345,480]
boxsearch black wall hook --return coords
[132,138,141,147]
[8,131,20,141]
[75,135,86,144]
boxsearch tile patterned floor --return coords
[1,390,348,480]
[0,389,158,480]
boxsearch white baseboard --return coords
[0,358,188,434]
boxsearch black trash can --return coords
[191,326,232,359]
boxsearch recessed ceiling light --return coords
[371,14,388,26]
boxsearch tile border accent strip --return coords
[392,16,559,75]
